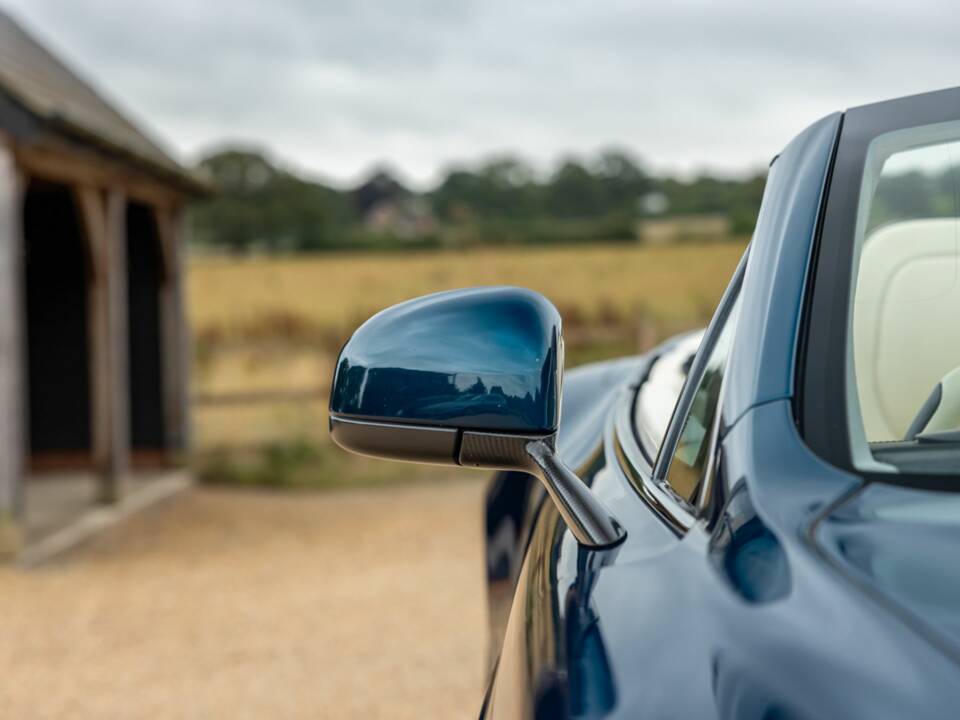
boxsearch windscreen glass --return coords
[849,122,960,471]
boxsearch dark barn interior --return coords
[23,179,92,466]
[127,201,166,457]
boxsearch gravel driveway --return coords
[0,478,487,719]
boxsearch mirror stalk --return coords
[525,439,626,548]
[458,430,626,548]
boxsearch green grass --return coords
[194,437,471,491]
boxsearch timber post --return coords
[0,139,25,554]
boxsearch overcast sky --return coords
[4,0,958,188]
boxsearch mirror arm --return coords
[458,430,625,548]
[335,417,628,549]
[524,439,626,549]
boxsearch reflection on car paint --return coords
[331,287,561,432]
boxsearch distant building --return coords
[635,214,730,245]
[0,10,207,554]
[352,170,436,240]
[352,170,407,217]
[364,196,437,240]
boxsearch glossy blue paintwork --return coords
[330,286,561,433]
[483,355,648,667]
[723,112,840,425]
[816,481,960,663]
[480,106,960,719]
[484,378,960,719]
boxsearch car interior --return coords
[853,217,960,442]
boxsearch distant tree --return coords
[591,148,650,214]
[478,156,536,189]
[544,159,605,218]
[432,155,539,221]
[189,144,768,253]
[199,149,278,195]
[654,172,766,234]
[191,149,355,253]
[466,376,487,395]
[868,167,956,232]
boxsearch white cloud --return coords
[4,0,958,187]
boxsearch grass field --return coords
[186,239,747,484]
[189,240,747,349]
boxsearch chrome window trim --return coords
[614,385,697,534]
[616,248,749,531]
[633,358,662,464]
[654,251,748,483]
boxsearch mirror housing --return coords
[330,286,561,463]
[329,287,625,548]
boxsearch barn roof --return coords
[0,9,205,194]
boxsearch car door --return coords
[485,88,960,720]
[482,254,747,719]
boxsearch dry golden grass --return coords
[193,396,327,448]
[187,240,747,455]
[194,347,332,397]
[188,240,748,344]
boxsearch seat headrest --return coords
[853,218,960,441]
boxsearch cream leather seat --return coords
[853,218,960,441]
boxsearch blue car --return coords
[329,86,960,718]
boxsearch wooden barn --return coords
[0,11,206,556]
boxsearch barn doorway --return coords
[126,201,167,463]
[23,179,92,468]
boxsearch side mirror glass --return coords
[329,286,625,548]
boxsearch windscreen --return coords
[849,121,960,471]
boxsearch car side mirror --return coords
[329,287,625,548]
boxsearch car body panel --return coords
[483,355,650,667]
[815,481,960,663]
[484,338,708,667]
[482,101,960,719]
[723,112,840,426]
[486,395,960,719]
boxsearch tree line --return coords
[190,147,767,253]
